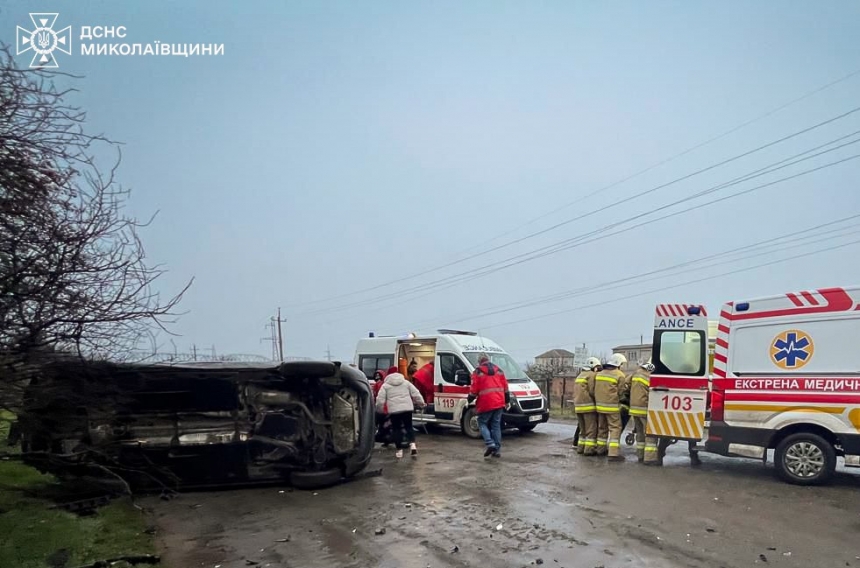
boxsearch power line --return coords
[301,132,860,317]
[457,67,860,254]
[290,94,860,310]
[398,147,860,303]
[478,237,860,331]
[318,132,860,322]
[406,214,860,329]
[430,224,860,325]
[326,213,860,329]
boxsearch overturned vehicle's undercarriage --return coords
[15,360,375,490]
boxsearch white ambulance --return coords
[354,330,549,438]
[647,287,860,485]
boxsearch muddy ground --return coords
[150,421,860,568]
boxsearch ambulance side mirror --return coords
[454,370,471,387]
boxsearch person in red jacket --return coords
[467,353,510,458]
[412,361,435,405]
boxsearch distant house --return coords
[612,343,652,371]
[534,348,577,373]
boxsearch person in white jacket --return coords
[375,372,425,458]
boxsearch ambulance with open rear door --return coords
[648,287,860,485]
[354,330,549,438]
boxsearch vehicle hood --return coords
[509,380,543,397]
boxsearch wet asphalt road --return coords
[151,420,860,568]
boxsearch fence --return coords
[532,377,581,409]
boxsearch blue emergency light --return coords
[687,306,701,315]
[736,303,750,312]
[369,332,375,338]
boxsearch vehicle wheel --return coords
[774,432,836,486]
[461,407,482,439]
[289,468,343,490]
[518,424,537,433]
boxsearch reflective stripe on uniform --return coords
[583,440,597,447]
[596,375,618,384]
[596,440,607,447]
[575,405,596,412]
[478,387,505,395]
[632,376,650,387]
[636,442,645,449]
[644,445,658,452]
[608,441,620,448]
[575,378,588,384]
[596,404,619,412]
[629,407,647,416]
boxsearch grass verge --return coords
[0,414,160,568]
[549,405,578,421]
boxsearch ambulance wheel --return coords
[461,408,481,439]
[774,433,836,486]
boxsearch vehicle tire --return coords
[461,407,482,439]
[289,468,343,490]
[774,432,836,486]
[518,424,537,433]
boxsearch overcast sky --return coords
[3,2,860,363]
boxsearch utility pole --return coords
[261,322,278,361]
[271,308,286,362]
[325,345,332,362]
[191,344,197,361]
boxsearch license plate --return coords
[528,414,542,422]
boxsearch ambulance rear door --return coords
[647,303,710,441]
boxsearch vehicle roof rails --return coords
[437,329,478,336]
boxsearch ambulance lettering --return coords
[734,378,802,390]
[656,318,696,329]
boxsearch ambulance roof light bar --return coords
[687,306,701,315]
[437,329,477,336]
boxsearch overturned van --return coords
[15,360,375,490]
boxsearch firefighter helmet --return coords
[641,360,655,373]
[607,353,627,368]
[584,356,601,370]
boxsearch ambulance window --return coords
[439,353,468,384]
[654,330,705,376]
[359,356,392,380]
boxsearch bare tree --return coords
[0,45,191,414]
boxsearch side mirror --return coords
[454,370,471,387]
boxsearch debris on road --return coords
[759,553,768,562]
[451,546,459,554]
[72,554,161,568]
[496,523,504,531]
[375,528,386,535]
[274,537,291,543]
